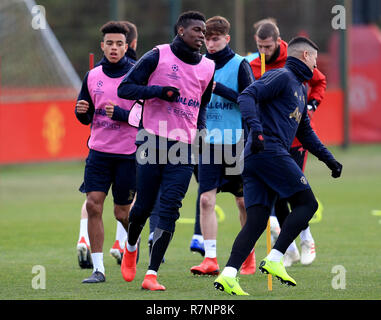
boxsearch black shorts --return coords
[80,149,136,205]
[198,144,243,197]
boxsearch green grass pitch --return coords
[0,144,380,300]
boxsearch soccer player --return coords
[214,36,342,295]
[250,21,327,267]
[76,21,140,268]
[117,11,214,291]
[108,20,140,264]
[190,16,255,276]
[75,21,138,283]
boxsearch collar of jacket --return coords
[170,35,202,65]
[285,56,313,82]
[205,45,235,70]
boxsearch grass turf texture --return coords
[0,144,380,300]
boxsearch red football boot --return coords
[190,257,220,276]
[240,249,256,275]
[141,274,166,291]
[121,247,137,282]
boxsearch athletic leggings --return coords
[226,188,318,270]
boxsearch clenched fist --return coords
[76,100,90,113]
[105,100,116,119]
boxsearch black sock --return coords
[273,189,318,253]
[127,221,144,246]
[149,228,172,272]
[226,204,270,270]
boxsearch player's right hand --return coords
[160,86,180,102]
[250,131,265,154]
[76,100,89,113]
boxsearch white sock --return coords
[192,234,204,242]
[267,249,283,262]
[127,242,137,252]
[91,252,105,275]
[115,221,127,247]
[146,270,157,276]
[269,215,280,230]
[222,266,237,278]
[286,240,298,253]
[300,226,314,242]
[79,219,90,244]
[204,240,217,258]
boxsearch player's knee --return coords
[246,204,270,231]
[114,205,129,224]
[86,197,103,217]
[157,216,176,233]
[302,189,319,214]
[309,197,318,214]
[128,203,148,225]
[200,192,215,212]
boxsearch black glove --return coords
[326,159,343,178]
[250,131,265,154]
[307,99,319,112]
[160,86,180,102]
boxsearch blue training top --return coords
[244,51,259,63]
[239,56,334,163]
[205,54,244,145]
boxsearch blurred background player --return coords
[244,17,277,63]
[117,11,214,291]
[249,20,327,267]
[77,21,139,268]
[75,21,138,283]
[189,16,255,276]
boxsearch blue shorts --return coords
[242,153,311,209]
[198,144,243,197]
[80,149,136,205]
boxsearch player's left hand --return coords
[307,99,318,112]
[307,99,318,119]
[250,131,265,154]
[105,100,116,118]
[326,159,343,178]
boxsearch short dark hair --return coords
[174,11,206,35]
[256,22,280,42]
[288,36,319,51]
[253,17,277,33]
[206,16,230,37]
[120,21,138,44]
[100,21,128,39]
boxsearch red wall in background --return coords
[0,92,344,165]
[0,100,89,164]
[313,89,344,146]
[328,25,381,143]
